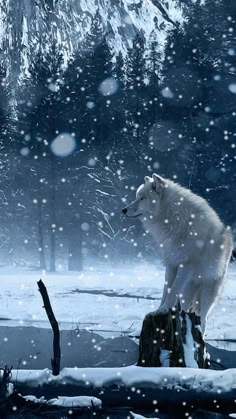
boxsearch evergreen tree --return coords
[17,43,64,271]
[0,64,21,264]
[125,33,148,156]
[161,0,236,225]
[145,28,162,123]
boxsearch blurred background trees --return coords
[0,0,235,270]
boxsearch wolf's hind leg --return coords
[160,265,178,306]
[199,280,222,336]
[178,281,200,314]
[158,264,193,312]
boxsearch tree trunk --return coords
[68,219,83,272]
[138,307,210,369]
[37,200,47,271]
[49,158,56,273]
[50,226,56,272]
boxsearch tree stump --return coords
[138,307,210,368]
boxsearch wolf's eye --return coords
[140,197,145,201]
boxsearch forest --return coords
[0,1,235,418]
[0,0,235,272]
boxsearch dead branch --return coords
[37,279,61,375]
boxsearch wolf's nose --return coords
[122,208,127,214]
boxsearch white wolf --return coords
[122,174,233,333]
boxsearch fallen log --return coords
[0,392,102,417]
[138,307,210,368]
[3,366,236,412]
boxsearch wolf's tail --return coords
[230,248,236,263]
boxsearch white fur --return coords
[123,174,233,334]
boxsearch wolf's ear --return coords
[144,176,152,183]
[152,174,165,192]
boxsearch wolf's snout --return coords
[122,207,128,215]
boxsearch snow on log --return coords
[0,392,102,416]
[24,394,102,408]
[138,307,210,368]
[3,366,236,409]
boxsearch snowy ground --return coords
[0,262,235,341]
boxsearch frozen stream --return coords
[0,264,235,341]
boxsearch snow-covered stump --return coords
[0,365,13,401]
[138,308,210,368]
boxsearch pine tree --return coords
[146,28,162,123]
[0,64,21,264]
[17,43,64,271]
[126,33,147,146]
[161,0,236,226]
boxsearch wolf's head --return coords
[122,174,165,222]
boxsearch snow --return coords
[96,189,110,196]
[220,327,236,341]
[159,350,170,367]
[24,394,102,408]
[24,395,46,404]
[86,101,95,109]
[98,77,119,96]
[50,133,76,157]
[161,87,174,98]
[0,264,235,341]
[182,315,198,368]
[229,83,236,94]
[22,16,29,47]
[47,395,102,408]
[130,412,159,419]
[8,365,236,397]
[48,82,60,92]
[20,147,30,157]
[6,383,14,397]
[1,0,184,86]
[81,222,90,232]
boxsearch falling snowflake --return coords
[229,83,236,94]
[98,77,119,96]
[50,133,76,157]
